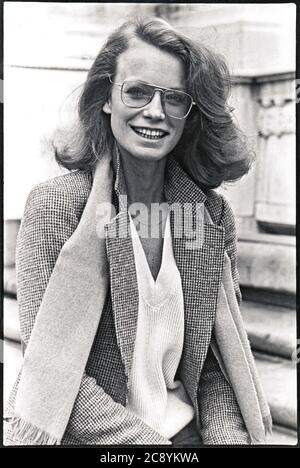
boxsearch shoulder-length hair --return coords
[55,16,254,189]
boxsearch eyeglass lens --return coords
[122,81,192,118]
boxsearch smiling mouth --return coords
[131,126,169,140]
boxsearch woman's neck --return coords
[119,151,167,208]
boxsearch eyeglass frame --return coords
[108,74,196,120]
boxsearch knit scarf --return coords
[6,149,271,445]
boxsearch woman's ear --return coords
[103,100,112,114]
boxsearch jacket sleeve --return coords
[219,195,242,306]
[14,183,170,445]
[198,347,250,445]
[197,195,249,445]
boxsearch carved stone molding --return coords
[257,101,295,137]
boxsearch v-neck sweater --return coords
[126,214,195,439]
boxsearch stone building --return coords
[3,3,297,444]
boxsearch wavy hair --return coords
[54,16,254,189]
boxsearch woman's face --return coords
[103,39,187,162]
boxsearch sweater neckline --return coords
[129,213,182,307]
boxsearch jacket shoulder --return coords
[204,189,224,225]
[205,188,237,241]
[26,170,92,220]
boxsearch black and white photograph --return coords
[3,2,297,447]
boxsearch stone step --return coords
[241,300,296,359]
[237,236,296,296]
[4,266,17,297]
[254,352,297,430]
[4,296,20,342]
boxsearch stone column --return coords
[255,75,296,233]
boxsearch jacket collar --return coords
[165,157,207,206]
[112,146,208,206]
[105,151,225,407]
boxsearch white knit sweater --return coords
[126,214,195,439]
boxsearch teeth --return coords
[133,127,166,139]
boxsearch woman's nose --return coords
[143,90,165,120]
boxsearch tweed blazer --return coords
[6,157,250,445]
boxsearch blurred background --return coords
[3,3,297,444]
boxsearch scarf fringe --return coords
[263,414,273,436]
[6,417,59,445]
[248,414,273,444]
[249,432,266,445]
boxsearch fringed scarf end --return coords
[263,414,273,437]
[248,414,273,444]
[6,417,60,445]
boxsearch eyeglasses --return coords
[108,75,196,119]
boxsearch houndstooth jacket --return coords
[6,156,250,445]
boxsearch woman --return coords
[5,17,271,446]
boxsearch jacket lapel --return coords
[105,210,139,391]
[165,158,225,406]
